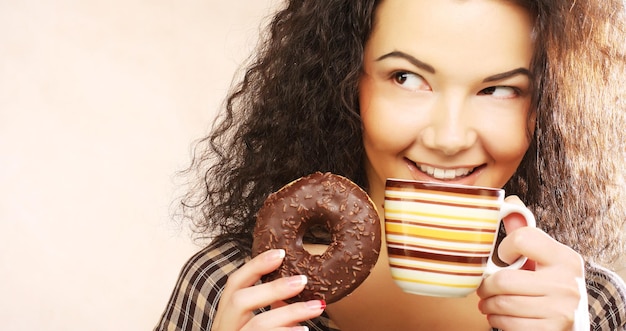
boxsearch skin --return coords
[211,0,585,330]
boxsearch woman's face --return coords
[360,0,535,195]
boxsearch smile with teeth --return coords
[419,164,474,179]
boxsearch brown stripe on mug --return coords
[386,240,492,255]
[385,218,498,233]
[389,263,485,277]
[385,179,502,198]
[384,195,500,210]
[387,247,488,265]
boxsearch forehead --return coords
[369,0,534,76]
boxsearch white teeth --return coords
[419,165,472,179]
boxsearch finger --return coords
[478,263,582,299]
[478,275,580,331]
[502,195,530,234]
[497,196,534,265]
[229,275,309,312]
[496,227,583,271]
[241,300,326,331]
[271,300,288,310]
[274,327,310,331]
[477,269,546,298]
[225,249,286,292]
[479,293,579,323]
[216,275,309,330]
[214,249,288,330]
[485,314,570,331]
[478,293,547,319]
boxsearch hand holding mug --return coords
[476,202,587,331]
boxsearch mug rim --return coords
[385,178,503,197]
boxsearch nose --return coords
[420,97,477,156]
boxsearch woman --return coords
[155,0,626,330]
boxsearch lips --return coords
[418,164,475,180]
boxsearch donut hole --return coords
[302,223,332,255]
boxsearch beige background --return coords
[0,1,279,330]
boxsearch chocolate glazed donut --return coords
[252,172,382,304]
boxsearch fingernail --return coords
[305,299,326,310]
[289,326,309,331]
[287,275,307,288]
[265,249,285,261]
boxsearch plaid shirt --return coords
[154,241,626,331]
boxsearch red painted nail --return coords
[305,299,326,310]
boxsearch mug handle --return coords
[484,202,536,276]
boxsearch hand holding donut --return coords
[213,172,381,330]
[477,196,587,331]
[211,248,326,331]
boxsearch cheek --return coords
[479,116,532,166]
[474,99,533,162]
[361,100,406,155]
[360,85,419,153]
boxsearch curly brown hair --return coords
[178,0,626,266]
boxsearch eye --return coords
[479,86,520,99]
[392,71,431,91]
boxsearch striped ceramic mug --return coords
[384,178,536,297]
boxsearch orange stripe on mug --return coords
[385,222,495,243]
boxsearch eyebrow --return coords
[376,51,435,73]
[482,68,533,83]
[375,50,533,82]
